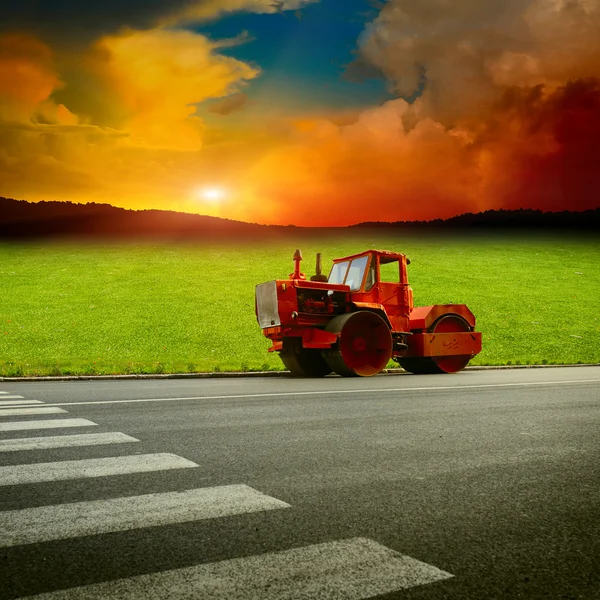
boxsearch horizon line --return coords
[2,196,599,230]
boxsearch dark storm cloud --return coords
[0,1,195,43]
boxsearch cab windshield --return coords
[328,255,369,291]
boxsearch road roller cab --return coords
[255,249,482,377]
[327,250,414,335]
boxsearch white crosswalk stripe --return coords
[1,484,290,547]
[0,432,139,452]
[0,395,25,399]
[0,407,67,416]
[0,418,97,432]
[19,538,453,599]
[0,453,198,486]
[0,399,43,406]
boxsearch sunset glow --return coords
[1,1,599,226]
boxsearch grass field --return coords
[1,232,599,377]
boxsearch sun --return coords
[197,187,227,204]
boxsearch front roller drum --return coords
[279,337,332,378]
[322,311,392,377]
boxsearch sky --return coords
[0,0,599,226]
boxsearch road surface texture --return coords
[1,367,599,599]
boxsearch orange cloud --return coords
[0,34,62,121]
[233,99,479,226]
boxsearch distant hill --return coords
[0,197,598,239]
[0,197,286,240]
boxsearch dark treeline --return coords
[1,197,599,240]
[352,208,600,231]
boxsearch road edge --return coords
[1,363,598,382]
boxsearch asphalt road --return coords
[1,367,599,599]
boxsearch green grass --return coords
[1,233,599,376]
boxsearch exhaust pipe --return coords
[310,252,328,282]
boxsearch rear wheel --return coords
[279,337,332,377]
[322,311,392,377]
[398,314,472,374]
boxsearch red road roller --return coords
[255,249,482,377]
